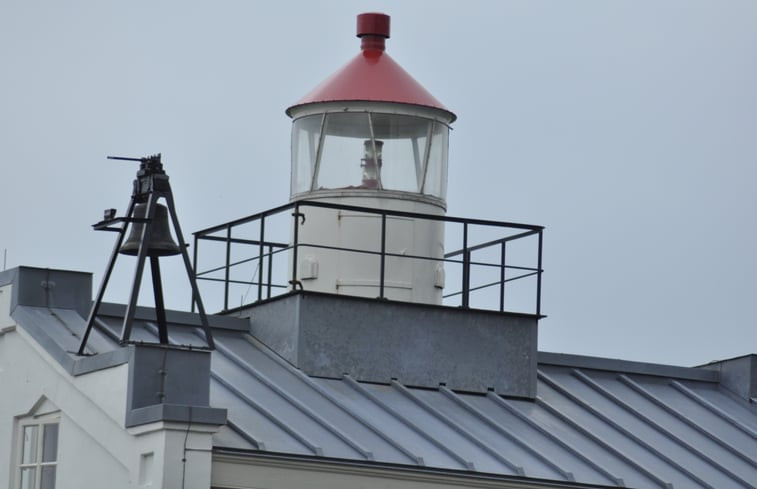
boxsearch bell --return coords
[119,203,182,256]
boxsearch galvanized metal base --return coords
[240,291,538,397]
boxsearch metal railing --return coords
[192,200,544,316]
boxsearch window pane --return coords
[42,424,58,463]
[19,467,36,489]
[291,115,323,195]
[317,113,371,189]
[22,426,38,464]
[371,113,430,193]
[41,466,56,489]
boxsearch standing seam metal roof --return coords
[11,303,757,489]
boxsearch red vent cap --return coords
[357,12,390,38]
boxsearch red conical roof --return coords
[286,13,455,122]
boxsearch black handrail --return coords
[192,200,544,316]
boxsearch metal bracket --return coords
[292,211,306,225]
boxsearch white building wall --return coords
[0,283,215,489]
[0,319,133,488]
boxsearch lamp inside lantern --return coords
[361,139,383,188]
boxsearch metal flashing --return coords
[10,266,92,319]
[125,344,227,428]
[538,351,720,382]
[71,348,132,375]
[98,302,248,331]
[700,354,757,402]
[126,404,227,428]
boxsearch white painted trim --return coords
[211,451,585,489]
[288,101,455,125]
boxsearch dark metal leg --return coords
[150,256,169,344]
[120,193,159,343]
[77,197,136,355]
[165,191,215,349]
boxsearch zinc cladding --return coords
[10,302,757,489]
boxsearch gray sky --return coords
[1,1,755,367]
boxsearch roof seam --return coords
[341,374,473,471]
[439,386,573,481]
[212,340,374,461]
[618,374,757,470]
[211,372,321,455]
[390,380,512,474]
[538,372,674,488]
[94,316,121,344]
[571,369,749,488]
[670,380,757,439]
[241,335,425,465]
[225,419,265,451]
[186,327,322,455]
[486,391,625,487]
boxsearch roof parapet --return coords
[0,266,92,319]
[701,354,757,402]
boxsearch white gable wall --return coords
[0,318,132,487]
[0,284,216,488]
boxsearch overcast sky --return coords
[1,1,755,367]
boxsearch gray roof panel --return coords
[11,302,757,489]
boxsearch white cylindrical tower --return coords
[286,13,456,304]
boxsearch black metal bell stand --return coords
[77,154,214,355]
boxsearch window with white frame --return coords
[16,415,59,489]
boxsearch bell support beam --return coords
[164,190,215,349]
[120,190,160,344]
[76,196,136,355]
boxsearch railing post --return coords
[536,230,543,317]
[224,225,231,311]
[462,222,469,308]
[192,234,198,313]
[258,215,265,302]
[267,244,273,299]
[500,241,506,312]
[291,202,300,291]
[379,213,386,299]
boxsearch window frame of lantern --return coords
[309,113,327,193]
[289,102,453,201]
[365,112,384,190]
[418,121,435,195]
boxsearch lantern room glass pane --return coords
[317,113,371,190]
[292,111,448,200]
[370,113,431,193]
[422,122,448,200]
[291,114,323,195]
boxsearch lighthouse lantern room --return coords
[286,13,456,304]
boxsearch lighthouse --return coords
[286,12,456,304]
